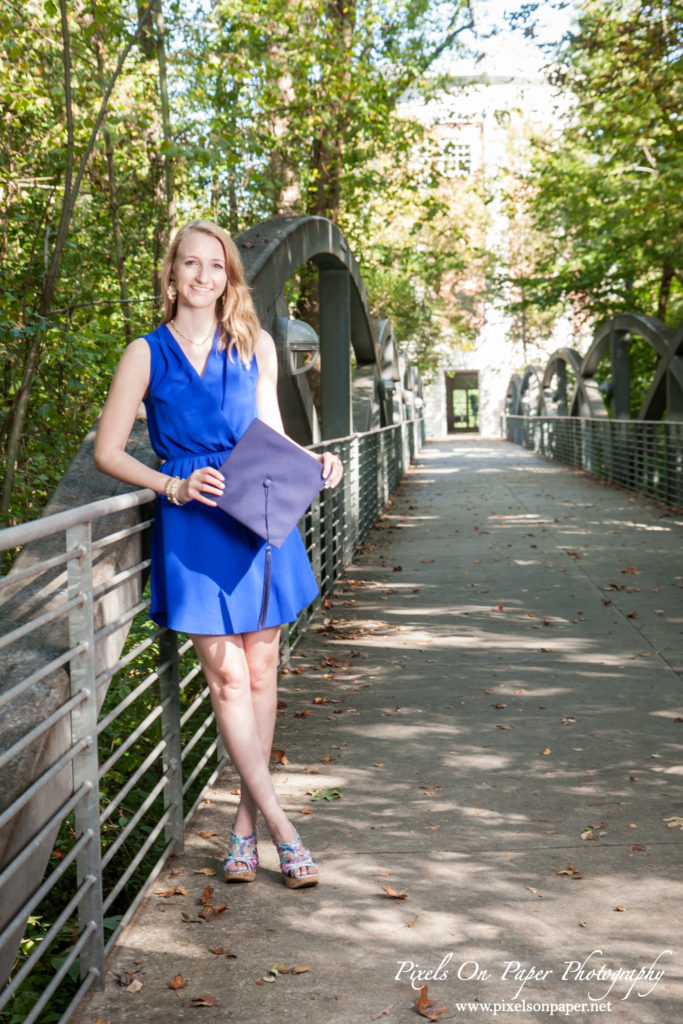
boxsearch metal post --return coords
[379,430,388,507]
[318,269,352,440]
[159,628,185,855]
[668,362,683,421]
[66,522,105,989]
[610,330,631,418]
[348,435,360,564]
[309,494,322,600]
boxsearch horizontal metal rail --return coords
[505,415,683,506]
[0,418,423,1024]
[0,488,156,553]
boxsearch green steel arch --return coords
[508,313,683,422]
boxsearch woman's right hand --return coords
[178,466,225,506]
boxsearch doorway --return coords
[446,371,479,433]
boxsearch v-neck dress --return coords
[142,323,319,634]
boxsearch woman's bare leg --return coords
[228,628,280,837]
[190,628,316,878]
[191,627,294,838]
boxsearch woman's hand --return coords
[320,451,344,489]
[178,466,225,506]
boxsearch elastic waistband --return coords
[160,448,234,472]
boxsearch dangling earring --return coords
[167,281,177,302]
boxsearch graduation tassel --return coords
[257,479,272,630]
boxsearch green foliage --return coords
[508,0,683,328]
[0,0,477,526]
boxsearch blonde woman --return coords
[95,220,343,887]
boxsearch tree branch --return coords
[387,4,475,105]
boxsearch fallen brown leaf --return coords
[187,994,216,1007]
[382,884,408,900]
[371,1005,396,1020]
[117,970,141,987]
[615,906,626,912]
[169,975,188,990]
[196,831,218,839]
[540,747,552,756]
[157,887,188,898]
[271,747,289,765]
[208,946,236,957]
[181,912,203,923]
[193,867,216,876]
[556,864,583,879]
[199,884,213,903]
[126,979,143,994]
[199,904,227,921]
[416,985,448,1020]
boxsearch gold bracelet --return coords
[165,475,186,506]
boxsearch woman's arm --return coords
[254,328,285,433]
[254,329,343,489]
[94,338,169,493]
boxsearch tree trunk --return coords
[656,259,674,322]
[266,26,301,214]
[306,0,355,222]
[145,0,176,304]
[94,44,133,344]
[155,0,177,241]
[1,0,157,521]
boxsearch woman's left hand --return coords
[320,451,344,489]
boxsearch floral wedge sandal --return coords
[223,827,258,883]
[273,833,319,889]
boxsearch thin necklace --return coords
[170,319,216,348]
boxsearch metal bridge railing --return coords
[0,417,422,1024]
[505,415,683,507]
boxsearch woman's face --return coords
[171,230,228,313]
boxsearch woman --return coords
[95,219,343,888]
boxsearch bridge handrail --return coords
[0,489,156,554]
[504,414,682,507]
[0,418,423,1024]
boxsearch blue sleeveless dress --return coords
[143,323,319,634]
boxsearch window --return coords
[435,140,472,178]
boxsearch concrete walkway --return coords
[74,439,683,1024]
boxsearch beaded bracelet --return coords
[165,475,186,506]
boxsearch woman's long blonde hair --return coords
[160,220,261,365]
